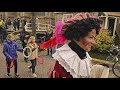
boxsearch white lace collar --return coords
[52,44,92,78]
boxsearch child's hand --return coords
[9,57,12,60]
[32,48,36,52]
[37,45,39,48]
[36,56,38,58]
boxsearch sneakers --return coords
[7,73,12,78]
[32,73,37,78]
[14,73,20,78]
[7,73,20,78]
[28,66,32,72]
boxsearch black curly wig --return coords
[62,18,102,41]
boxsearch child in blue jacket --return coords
[3,34,23,78]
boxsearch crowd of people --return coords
[0,12,110,78]
[0,17,28,45]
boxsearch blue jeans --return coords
[29,59,37,73]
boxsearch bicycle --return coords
[112,60,120,77]
[104,45,120,77]
[105,45,120,67]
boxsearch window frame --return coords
[62,14,73,22]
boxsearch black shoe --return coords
[14,74,20,78]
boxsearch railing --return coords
[25,23,55,32]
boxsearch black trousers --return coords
[13,25,16,31]
[47,48,52,55]
[22,43,28,61]
[47,48,49,55]
[29,59,37,73]
[17,25,20,30]
[6,60,17,74]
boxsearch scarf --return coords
[68,41,87,59]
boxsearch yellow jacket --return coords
[0,21,3,26]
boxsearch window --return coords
[35,12,45,16]
[62,14,73,22]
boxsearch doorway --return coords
[108,17,115,36]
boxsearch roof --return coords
[105,12,120,17]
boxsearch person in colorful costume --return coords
[48,13,109,78]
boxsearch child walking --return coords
[27,36,38,78]
[19,28,30,62]
[3,33,23,78]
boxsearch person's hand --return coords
[36,56,38,58]
[32,48,36,52]
[9,56,12,60]
[24,40,27,43]
[37,45,39,48]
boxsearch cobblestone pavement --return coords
[0,45,118,78]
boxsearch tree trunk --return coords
[31,12,36,36]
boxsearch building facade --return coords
[1,12,120,38]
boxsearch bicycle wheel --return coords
[112,60,120,77]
